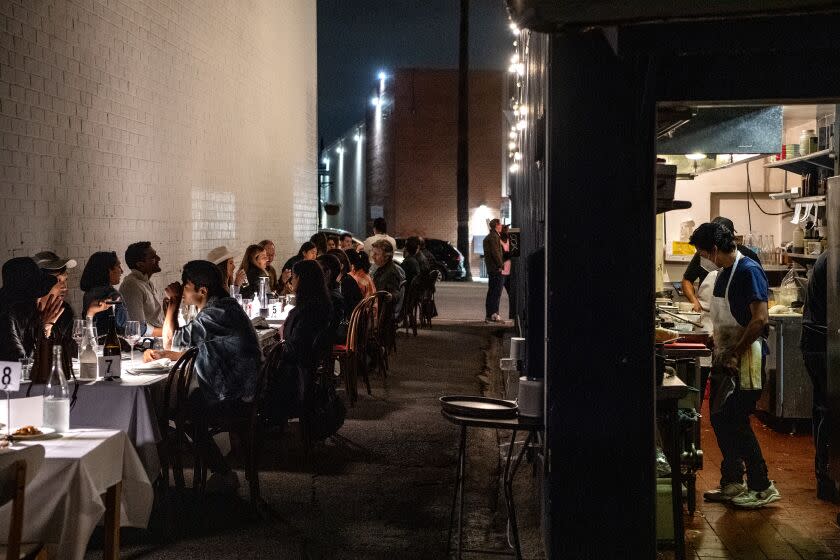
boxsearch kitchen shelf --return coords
[788,253,820,265]
[764,149,834,175]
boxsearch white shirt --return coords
[119,269,164,335]
[363,233,397,255]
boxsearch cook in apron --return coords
[709,251,763,415]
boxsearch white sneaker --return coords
[731,482,781,509]
[491,313,504,323]
[205,471,240,495]
[703,482,747,502]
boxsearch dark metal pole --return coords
[456,0,472,279]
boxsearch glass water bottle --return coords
[43,345,70,433]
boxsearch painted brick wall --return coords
[0,0,317,312]
[388,69,504,272]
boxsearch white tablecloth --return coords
[0,429,153,560]
[15,369,167,481]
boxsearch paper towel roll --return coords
[510,337,526,360]
[517,376,543,418]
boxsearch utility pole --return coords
[456,0,472,279]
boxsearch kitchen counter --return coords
[758,312,812,422]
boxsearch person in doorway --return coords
[500,225,512,298]
[800,251,835,500]
[690,222,780,508]
[120,242,164,336]
[682,216,761,408]
[483,219,505,323]
[363,217,397,255]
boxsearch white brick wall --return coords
[0,0,318,313]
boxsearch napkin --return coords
[129,358,172,371]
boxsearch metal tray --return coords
[439,395,518,419]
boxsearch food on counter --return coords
[656,327,679,342]
[13,426,42,436]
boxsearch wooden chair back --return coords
[0,445,44,560]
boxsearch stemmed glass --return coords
[124,321,141,363]
[72,319,86,359]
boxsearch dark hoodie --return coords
[0,258,57,361]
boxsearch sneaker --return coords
[491,313,504,323]
[731,482,781,509]
[205,471,240,495]
[703,482,747,503]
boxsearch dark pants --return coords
[801,329,829,484]
[188,391,235,475]
[709,377,770,491]
[485,271,504,318]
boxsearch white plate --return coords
[126,366,170,375]
[11,427,56,440]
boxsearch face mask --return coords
[700,256,721,273]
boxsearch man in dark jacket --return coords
[483,219,505,322]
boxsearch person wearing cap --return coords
[33,251,80,350]
[0,257,64,361]
[207,246,247,289]
[120,242,164,337]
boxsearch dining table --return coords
[0,428,153,560]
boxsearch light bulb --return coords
[371,96,380,107]
[508,141,516,150]
[517,120,527,130]
[509,162,520,173]
[685,152,706,160]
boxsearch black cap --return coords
[712,216,736,234]
[32,251,77,271]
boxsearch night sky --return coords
[317,0,511,143]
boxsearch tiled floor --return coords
[673,400,840,559]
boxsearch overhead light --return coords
[513,152,522,161]
[510,53,519,64]
[685,153,706,160]
[378,71,387,81]
[516,63,525,76]
[519,106,528,116]
[509,22,519,35]
[336,146,344,154]
[508,131,517,140]
[371,96,380,107]
[509,162,520,173]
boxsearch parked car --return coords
[395,238,466,281]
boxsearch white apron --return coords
[709,251,763,414]
[696,269,717,367]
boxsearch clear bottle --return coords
[43,345,70,433]
[258,277,269,318]
[78,324,98,380]
[755,234,765,264]
[765,235,775,265]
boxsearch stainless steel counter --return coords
[757,313,813,421]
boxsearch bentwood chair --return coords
[418,269,440,328]
[160,348,199,491]
[370,291,395,378]
[0,445,46,560]
[331,295,375,405]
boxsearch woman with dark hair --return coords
[346,250,376,298]
[269,259,332,421]
[310,232,328,256]
[80,251,128,335]
[145,259,260,493]
[280,242,318,293]
[317,253,346,340]
[239,244,269,300]
[328,249,363,317]
[0,258,65,361]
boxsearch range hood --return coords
[656,106,782,178]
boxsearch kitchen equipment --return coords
[517,377,544,418]
[657,307,704,328]
[677,302,694,312]
[771,286,799,307]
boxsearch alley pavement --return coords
[88,281,518,559]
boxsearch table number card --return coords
[268,302,283,320]
[98,356,121,379]
[0,361,22,392]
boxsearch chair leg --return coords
[173,424,186,490]
[342,354,356,406]
[357,351,372,395]
[245,428,261,506]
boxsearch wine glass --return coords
[72,319,86,359]
[124,321,141,363]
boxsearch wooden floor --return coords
[673,400,840,560]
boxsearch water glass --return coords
[72,319,86,358]
[124,321,141,362]
[18,357,33,382]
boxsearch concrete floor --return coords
[86,281,537,559]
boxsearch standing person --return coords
[689,222,780,508]
[258,239,279,292]
[239,244,269,300]
[483,219,505,323]
[682,217,761,407]
[80,251,129,335]
[800,251,835,500]
[207,246,246,289]
[120,242,164,336]
[144,260,260,493]
[500,225,512,298]
[363,218,397,255]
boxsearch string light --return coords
[506,17,527,175]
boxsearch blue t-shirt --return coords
[712,255,769,327]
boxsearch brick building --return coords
[323,69,505,273]
[0,0,317,312]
